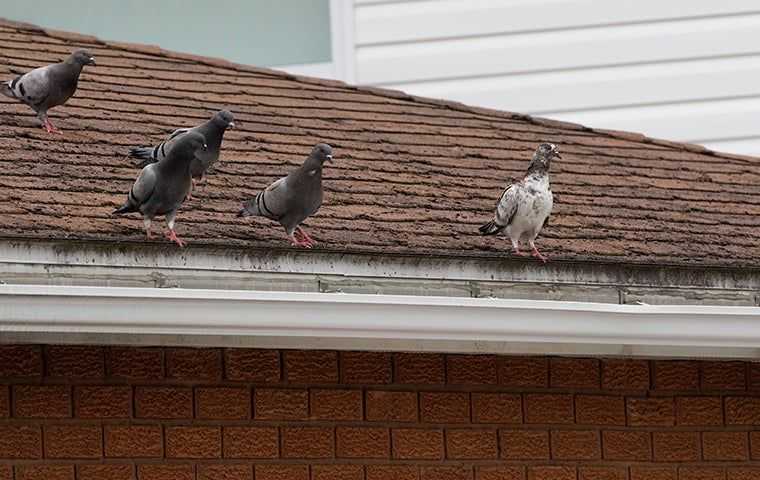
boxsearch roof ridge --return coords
[1,16,757,165]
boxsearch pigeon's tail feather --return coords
[479,220,505,236]
[0,82,14,99]
[112,202,138,215]
[129,147,157,167]
[237,195,262,217]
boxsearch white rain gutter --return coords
[0,285,759,358]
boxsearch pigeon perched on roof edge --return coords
[128,110,235,198]
[237,143,333,248]
[1,49,95,134]
[113,131,208,247]
[479,142,559,263]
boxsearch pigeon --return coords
[128,110,235,196]
[1,49,96,134]
[479,142,560,262]
[237,143,333,248]
[113,131,208,247]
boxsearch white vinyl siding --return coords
[354,0,760,155]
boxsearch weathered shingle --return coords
[1,18,759,268]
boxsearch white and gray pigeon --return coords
[479,142,560,262]
[128,110,234,196]
[113,130,208,247]
[237,143,333,248]
[1,49,96,134]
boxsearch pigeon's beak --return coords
[326,154,333,163]
[555,152,562,159]
[227,122,235,130]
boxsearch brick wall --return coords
[0,345,759,480]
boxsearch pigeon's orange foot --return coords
[531,247,548,263]
[289,234,312,249]
[165,229,186,247]
[294,227,315,248]
[42,119,62,135]
[512,248,528,257]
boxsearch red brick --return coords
[602,359,649,390]
[107,347,163,379]
[367,465,419,480]
[576,395,625,425]
[676,396,723,426]
[281,426,334,458]
[627,397,674,426]
[336,426,390,458]
[14,384,71,418]
[0,465,9,480]
[367,390,418,422]
[312,465,364,480]
[654,361,699,391]
[224,348,280,382]
[0,385,7,417]
[16,465,75,480]
[255,465,308,480]
[392,428,444,460]
[222,426,278,458]
[198,464,252,480]
[75,385,131,418]
[652,431,700,461]
[500,429,549,459]
[284,349,338,383]
[311,388,362,420]
[702,361,747,391]
[703,431,749,461]
[525,394,574,424]
[77,464,134,480]
[678,467,725,480]
[137,465,193,480]
[447,354,498,385]
[46,345,104,378]
[602,430,651,460]
[752,431,760,459]
[472,393,521,424]
[725,396,760,425]
[420,391,470,423]
[579,467,626,480]
[105,425,162,458]
[44,424,102,458]
[727,467,760,480]
[551,429,601,459]
[527,466,575,480]
[476,466,524,480]
[341,351,392,384]
[750,363,760,391]
[255,388,308,420]
[446,428,497,459]
[421,466,472,480]
[395,352,445,384]
[165,426,221,458]
[134,386,192,419]
[550,357,600,388]
[0,425,42,458]
[166,347,222,380]
[0,345,42,376]
[196,387,251,419]
[630,467,676,480]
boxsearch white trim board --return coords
[1,285,759,358]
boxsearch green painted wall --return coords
[4,0,332,67]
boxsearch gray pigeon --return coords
[1,49,96,134]
[479,143,560,262]
[237,143,333,248]
[128,110,234,196]
[113,131,208,247]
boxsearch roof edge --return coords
[2,17,757,163]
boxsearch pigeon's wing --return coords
[167,128,190,141]
[129,128,191,166]
[130,165,159,208]
[240,177,289,220]
[7,66,52,109]
[494,184,520,227]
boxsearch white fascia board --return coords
[1,285,759,358]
